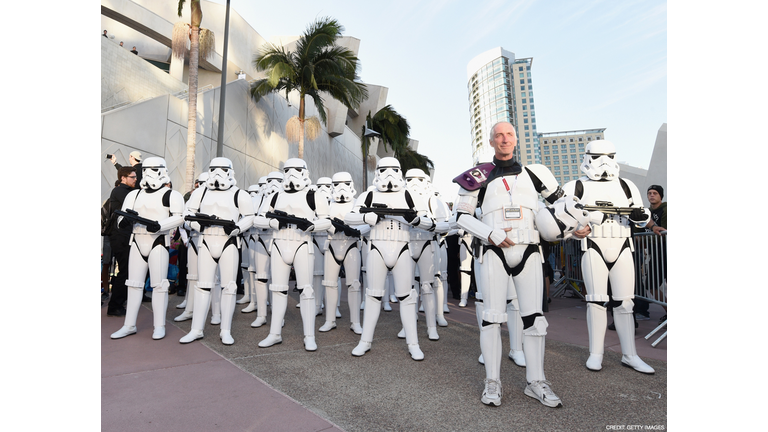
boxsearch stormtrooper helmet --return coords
[282,158,311,192]
[206,157,236,190]
[196,172,210,187]
[264,171,284,195]
[331,172,356,203]
[581,140,620,181]
[140,157,170,190]
[373,157,405,192]
[248,179,264,197]
[405,168,431,196]
[316,176,333,195]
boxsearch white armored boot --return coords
[298,285,318,351]
[506,300,526,367]
[421,284,439,341]
[614,300,654,374]
[259,290,286,347]
[522,316,562,408]
[219,282,238,345]
[314,274,325,316]
[174,282,196,322]
[111,285,142,339]
[210,281,222,325]
[352,294,380,356]
[176,279,192,309]
[241,272,257,313]
[151,280,170,340]
[479,323,502,406]
[400,289,424,360]
[476,298,485,364]
[179,286,210,343]
[347,281,363,334]
[319,281,338,332]
[458,271,470,307]
[585,303,607,371]
[250,279,269,328]
[237,270,251,304]
[435,278,448,326]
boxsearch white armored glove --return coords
[488,228,508,246]
[363,212,380,226]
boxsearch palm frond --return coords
[172,22,189,60]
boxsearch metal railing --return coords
[547,231,667,347]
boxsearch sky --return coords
[206,0,667,200]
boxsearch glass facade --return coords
[538,129,605,185]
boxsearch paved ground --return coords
[102,286,667,431]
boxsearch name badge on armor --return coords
[503,205,522,221]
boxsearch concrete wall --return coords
[101,79,365,203]
[101,36,187,109]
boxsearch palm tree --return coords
[361,105,410,188]
[250,17,368,159]
[173,0,215,192]
[396,145,435,174]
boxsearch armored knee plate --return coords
[126,279,145,288]
[152,279,170,293]
[269,283,289,293]
[612,298,634,314]
[366,286,386,298]
[222,281,238,296]
[523,315,548,336]
[299,284,314,300]
[420,282,433,294]
[347,280,361,293]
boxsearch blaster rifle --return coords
[266,210,313,231]
[331,217,361,237]
[359,203,417,222]
[582,200,635,215]
[115,209,161,232]
[184,213,238,234]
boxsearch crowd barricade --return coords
[548,232,668,347]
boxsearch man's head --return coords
[119,42,123,47]
[129,151,142,166]
[118,166,137,188]
[489,122,517,161]
[647,185,664,206]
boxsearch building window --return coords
[520,79,525,84]
[578,137,583,142]
[526,138,530,142]
[569,138,574,142]
[561,145,567,149]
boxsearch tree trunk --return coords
[298,97,306,159]
[185,25,200,193]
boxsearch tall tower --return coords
[467,47,539,165]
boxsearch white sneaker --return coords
[179,329,204,344]
[335,307,341,318]
[397,328,405,339]
[174,310,193,322]
[390,295,398,303]
[524,380,563,408]
[408,344,424,361]
[383,302,392,312]
[586,354,603,371]
[437,316,448,327]
[241,303,256,313]
[478,354,484,365]
[220,331,234,345]
[350,323,363,334]
[508,349,526,367]
[176,300,187,309]
[152,326,165,340]
[250,316,267,328]
[459,299,467,307]
[258,333,282,348]
[352,341,371,356]
[443,304,450,313]
[236,295,250,304]
[304,336,317,351]
[481,378,502,406]
[111,325,137,339]
[319,321,337,332]
[210,314,221,325]
[621,355,655,374]
[428,327,439,341]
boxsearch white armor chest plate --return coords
[131,189,170,221]
[368,190,412,242]
[479,174,539,243]
[274,190,315,219]
[200,187,241,221]
[579,179,633,239]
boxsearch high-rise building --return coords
[466,47,539,165]
[537,128,606,184]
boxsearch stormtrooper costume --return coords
[239,179,266,313]
[320,172,369,333]
[430,188,453,321]
[175,172,209,319]
[560,140,654,375]
[111,157,185,340]
[254,159,332,351]
[247,172,283,328]
[402,169,450,341]
[346,158,435,361]
[454,156,585,407]
[312,177,334,317]
[179,158,255,345]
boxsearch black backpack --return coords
[101,199,113,236]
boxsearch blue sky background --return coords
[207,0,667,198]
